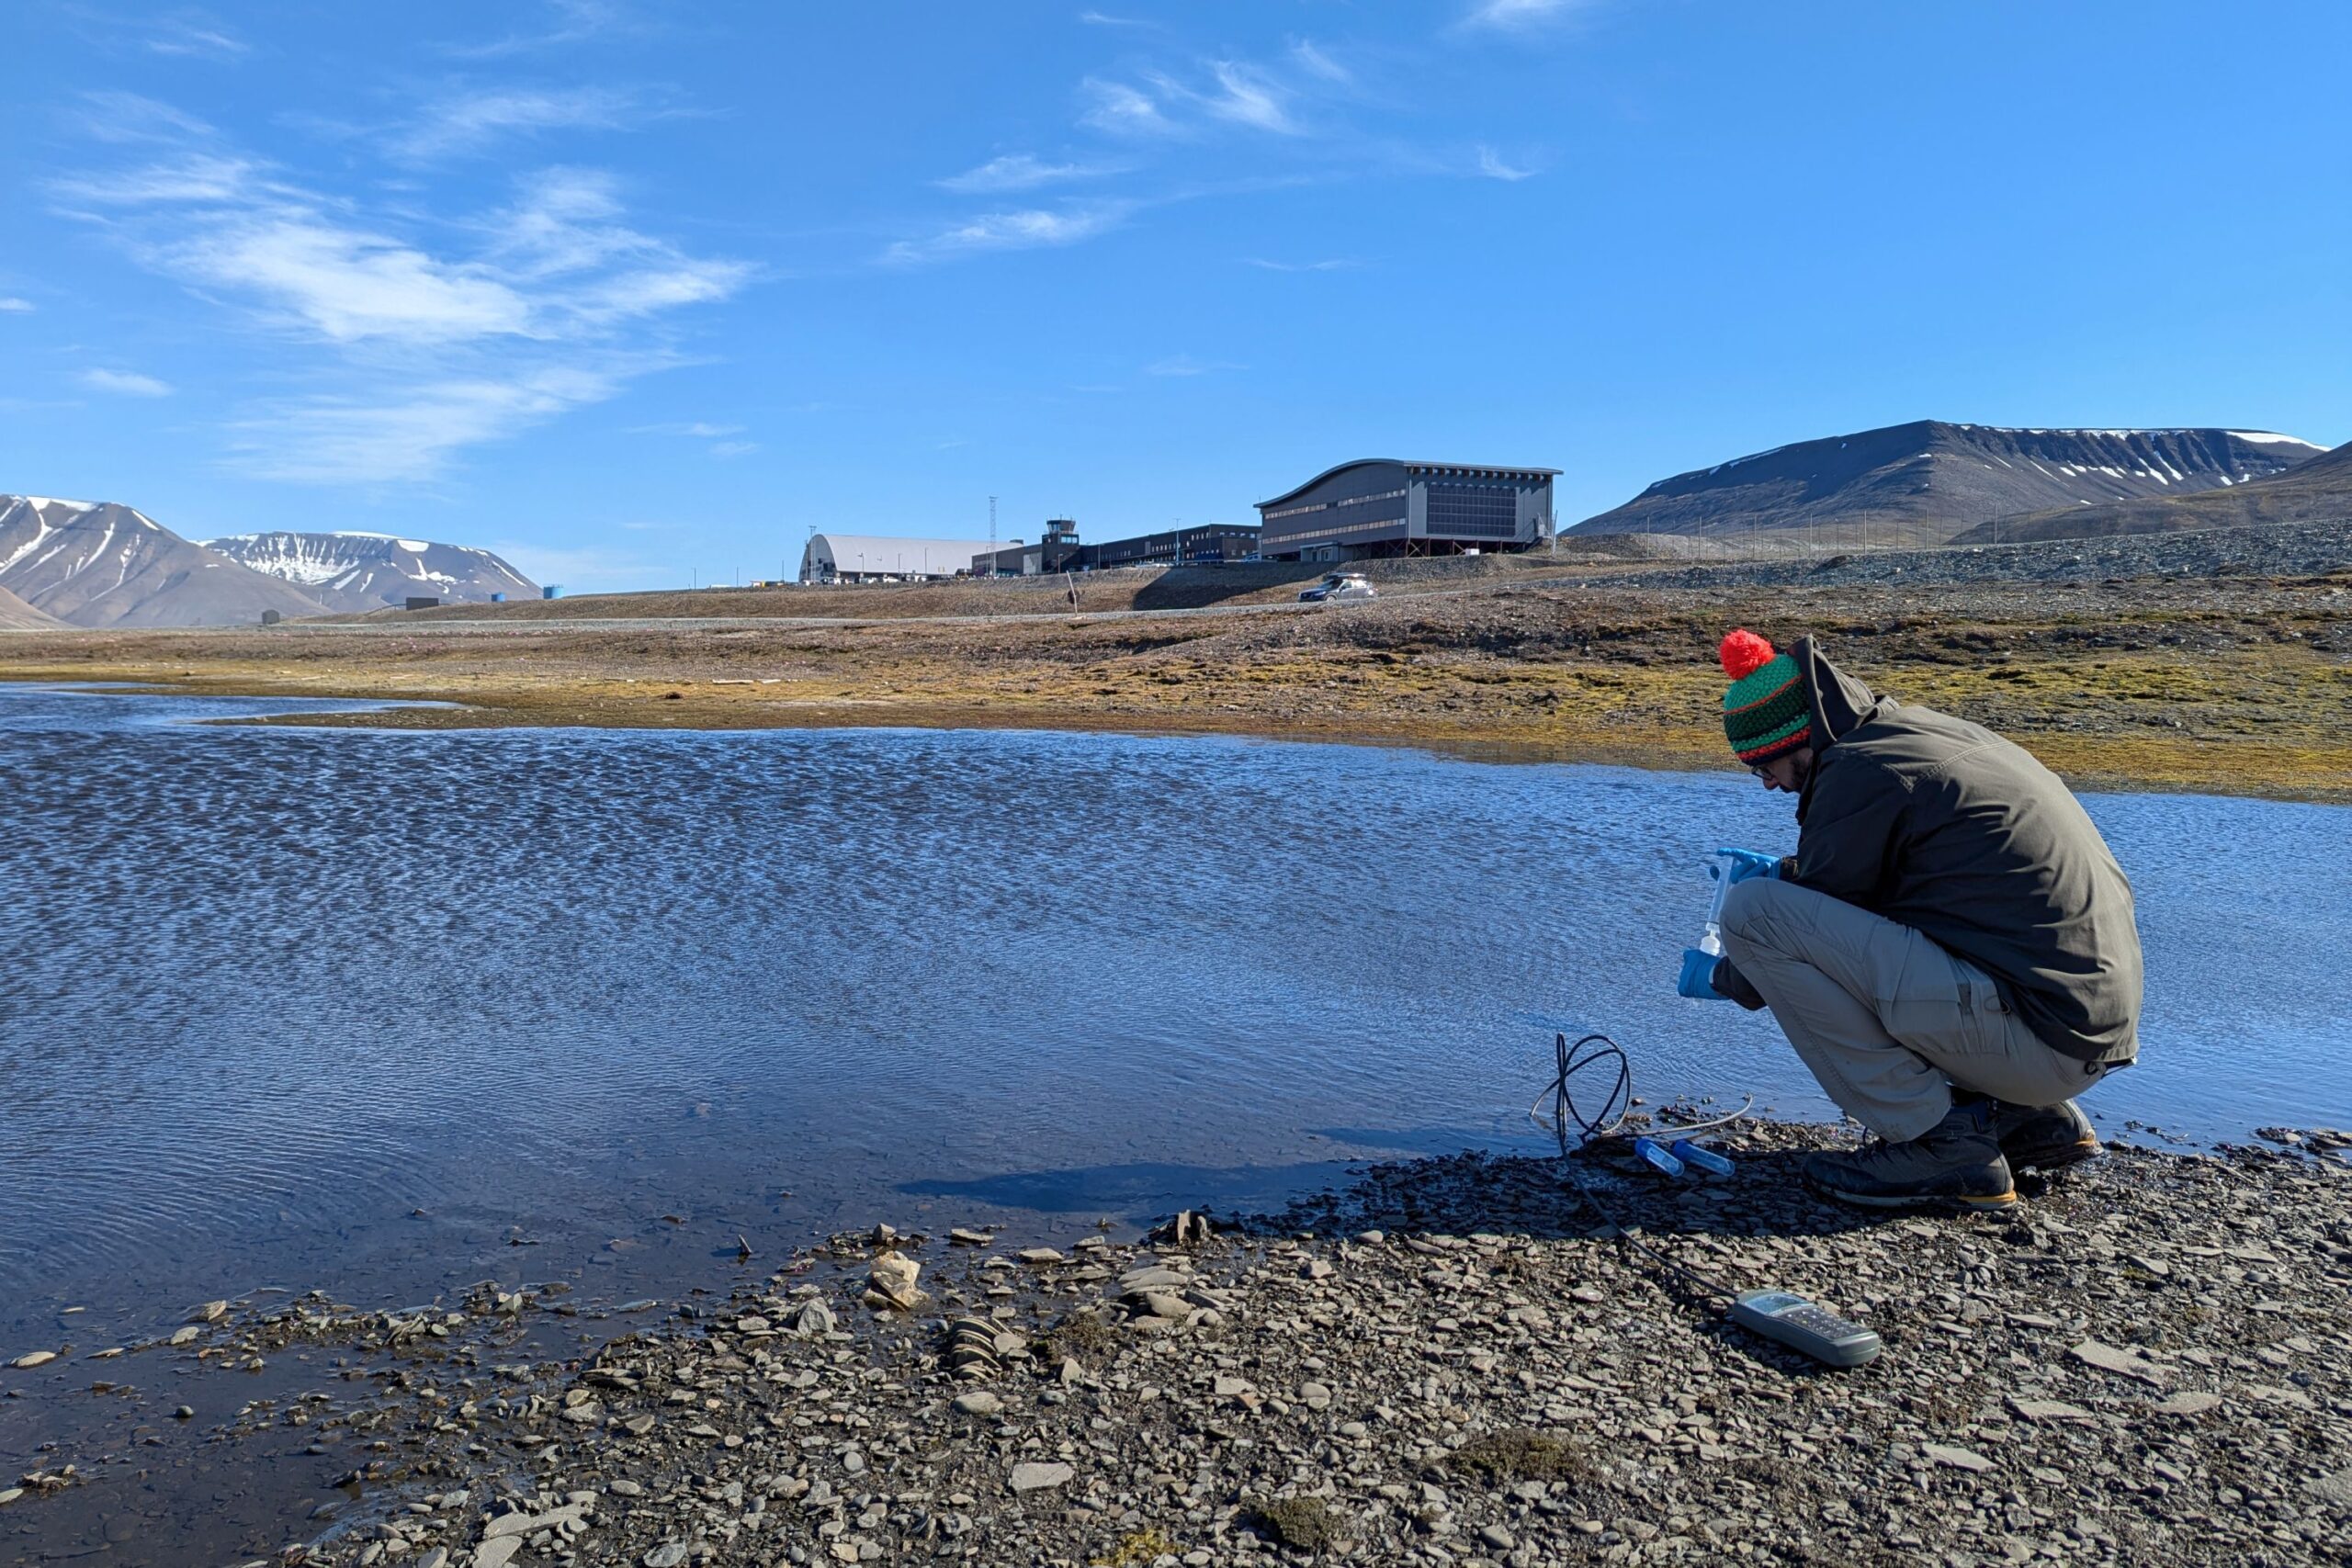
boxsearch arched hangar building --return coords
[1254,460,1559,561]
[799,535,995,584]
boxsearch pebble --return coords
[10,1351,56,1370]
[641,1545,690,1568]
[189,1301,230,1324]
[950,1392,1003,1417]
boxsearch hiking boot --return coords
[1804,1102,2017,1212]
[1988,1099,2100,1171]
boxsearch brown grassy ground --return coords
[5,567,2348,801]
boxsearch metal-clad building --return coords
[1255,460,1559,561]
[1087,523,1260,569]
[972,519,1085,578]
[799,535,994,583]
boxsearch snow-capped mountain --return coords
[0,495,327,627]
[1571,423,2325,547]
[202,531,538,614]
[1950,435,2352,544]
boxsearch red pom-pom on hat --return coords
[1718,628,1776,681]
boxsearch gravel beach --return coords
[6,1122,2348,1567]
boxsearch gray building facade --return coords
[1255,460,1559,561]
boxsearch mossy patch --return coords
[1245,1495,1346,1552]
[1039,1310,1117,1362]
[1444,1427,1596,1484]
[1091,1527,1178,1566]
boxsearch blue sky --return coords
[6,1,2348,591]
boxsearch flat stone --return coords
[1479,1524,1518,1551]
[1132,1291,1190,1320]
[948,1228,992,1247]
[2154,1391,2222,1416]
[10,1351,56,1370]
[2069,1339,2165,1385]
[1924,1444,1994,1472]
[642,1545,691,1568]
[1016,1248,1064,1266]
[484,1504,586,1540]
[951,1392,1003,1417]
[2308,1469,2352,1508]
[1117,1267,1189,1292]
[0,1488,23,1506]
[190,1301,230,1324]
[167,1326,198,1347]
[470,1540,521,1568]
[1010,1461,1074,1493]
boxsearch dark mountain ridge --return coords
[1949,438,2352,545]
[1570,422,2322,547]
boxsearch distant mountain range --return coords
[1948,437,2352,544]
[1,497,538,626]
[203,531,537,615]
[0,496,326,627]
[1570,422,2325,547]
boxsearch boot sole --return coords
[1805,1176,2018,1213]
[2002,1137,2100,1172]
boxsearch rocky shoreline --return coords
[6,1122,2349,1567]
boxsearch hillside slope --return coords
[1572,422,2321,547]
[0,496,327,627]
[0,581,63,629]
[205,531,537,613]
[1951,438,2352,544]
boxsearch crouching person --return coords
[1681,629,2143,1210]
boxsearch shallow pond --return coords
[2,682,2346,1347]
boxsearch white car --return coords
[1298,571,1376,604]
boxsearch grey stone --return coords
[1010,1461,1074,1493]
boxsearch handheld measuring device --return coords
[1727,1290,1883,1368]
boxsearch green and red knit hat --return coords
[1719,629,1814,765]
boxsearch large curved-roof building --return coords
[1255,459,1559,561]
[799,535,994,583]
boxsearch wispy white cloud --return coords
[1079,78,1175,137]
[145,12,248,59]
[80,367,174,396]
[445,0,633,60]
[1476,145,1537,180]
[882,202,1134,265]
[1289,39,1351,85]
[707,439,758,457]
[1077,10,1158,27]
[227,367,620,484]
[1146,354,1243,377]
[1462,0,1593,30]
[1244,257,1359,273]
[629,420,742,437]
[73,91,218,145]
[1195,62,1298,134]
[0,298,33,312]
[938,153,1119,194]
[56,108,749,484]
[392,85,641,162]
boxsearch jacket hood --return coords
[1793,636,1883,747]
[1791,637,1883,822]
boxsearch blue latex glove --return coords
[1678,947,1727,1000]
[1714,847,1782,886]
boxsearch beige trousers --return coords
[1720,877,2109,1142]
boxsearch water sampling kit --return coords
[1526,849,1884,1370]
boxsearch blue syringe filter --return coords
[1632,1137,1686,1177]
[1670,1139,1736,1177]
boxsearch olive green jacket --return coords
[1720,638,2143,1064]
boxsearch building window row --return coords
[1266,516,1405,545]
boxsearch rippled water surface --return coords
[3,683,2347,1342]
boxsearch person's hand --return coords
[1713,847,1781,886]
[1678,948,1726,1000]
